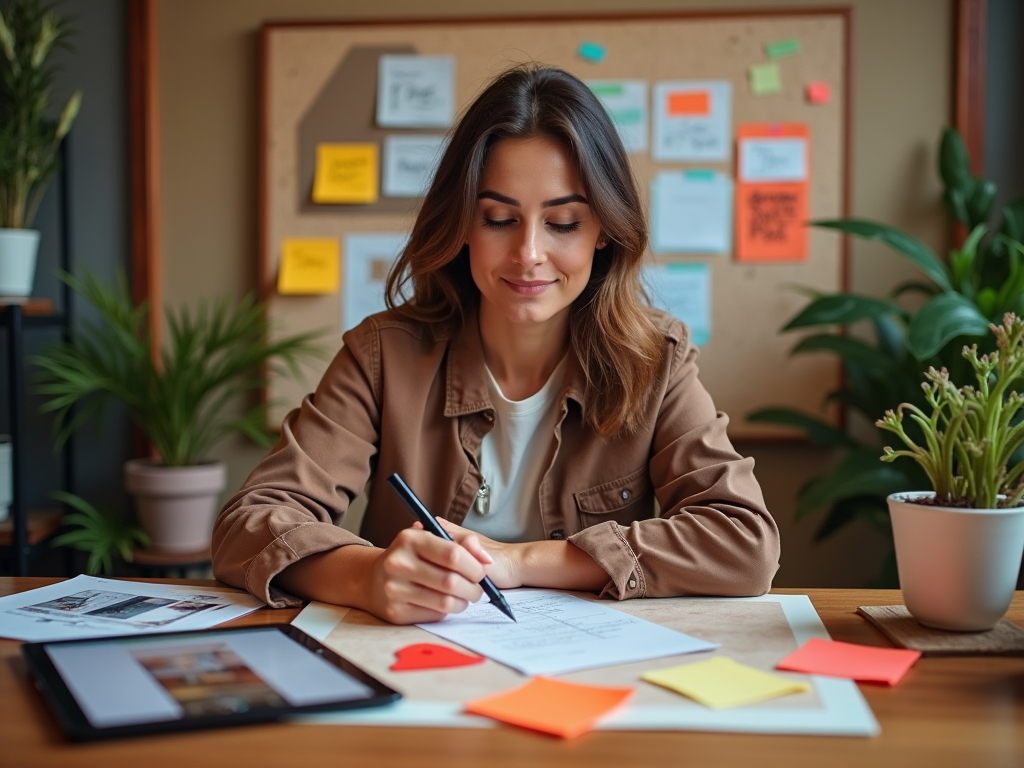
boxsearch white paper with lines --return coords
[415,589,717,676]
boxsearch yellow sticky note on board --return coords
[312,143,378,203]
[642,657,809,710]
[278,238,340,294]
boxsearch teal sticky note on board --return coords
[578,41,607,63]
[766,38,801,59]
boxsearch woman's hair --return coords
[385,63,662,436]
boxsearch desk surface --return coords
[2,578,1022,768]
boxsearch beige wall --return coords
[157,0,954,587]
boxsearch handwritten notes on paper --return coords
[588,80,648,154]
[278,238,339,294]
[383,135,446,197]
[777,638,921,685]
[643,262,711,346]
[312,143,378,204]
[643,657,810,710]
[342,233,408,331]
[735,123,809,262]
[377,55,455,129]
[650,171,733,254]
[653,81,731,161]
[417,590,717,677]
[465,678,633,739]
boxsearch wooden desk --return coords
[2,579,1022,768]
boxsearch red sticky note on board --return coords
[806,81,831,104]
[667,90,710,116]
[390,643,484,671]
[465,677,634,739]
[776,638,921,685]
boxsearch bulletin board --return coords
[260,10,850,439]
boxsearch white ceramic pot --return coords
[124,459,227,554]
[0,228,41,299]
[888,491,1024,631]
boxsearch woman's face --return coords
[468,135,605,333]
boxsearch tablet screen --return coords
[42,627,379,729]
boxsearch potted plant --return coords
[876,313,1024,631]
[33,270,322,553]
[0,0,81,298]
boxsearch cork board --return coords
[260,11,850,438]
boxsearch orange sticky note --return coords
[776,638,921,686]
[806,81,831,104]
[464,677,633,739]
[667,91,710,117]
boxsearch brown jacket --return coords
[212,309,780,608]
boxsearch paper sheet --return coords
[643,656,810,710]
[650,171,733,254]
[417,590,717,676]
[342,233,408,331]
[0,575,263,642]
[382,135,447,197]
[643,261,711,346]
[652,81,731,161]
[588,80,648,153]
[376,55,455,129]
[278,238,340,294]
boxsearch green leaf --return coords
[746,407,857,447]
[1000,196,1024,241]
[795,449,913,521]
[872,314,906,362]
[939,127,971,192]
[966,179,997,228]
[782,294,902,330]
[907,292,992,360]
[813,495,889,542]
[813,219,952,292]
[890,280,939,300]
[791,333,894,373]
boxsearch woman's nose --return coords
[513,222,542,266]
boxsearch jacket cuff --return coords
[568,521,646,600]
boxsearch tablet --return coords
[21,623,401,741]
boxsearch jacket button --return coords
[628,578,637,589]
[550,530,565,540]
[621,489,631,501]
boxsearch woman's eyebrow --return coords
[477,190,589,207]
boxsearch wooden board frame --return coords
[258,9,853,439]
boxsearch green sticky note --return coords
[589,82,624,97]
[749,63,782,95]
[766,38,801,59]
[683,169,716,181]
[643,657,810,710]
[609,108,643,125]
[578,41,607,63]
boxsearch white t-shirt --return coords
[460,356,568,543]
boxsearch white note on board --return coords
[377,55,455,128]
[650,171,733,254]
[588,80,648,154]
[739,137,808,182]
[643,261,711,345]
[342,233,409,332]
[652,81,731,162]
[382,135,447,197]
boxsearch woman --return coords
[212,64,780,624]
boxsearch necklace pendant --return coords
[475,481,491,516]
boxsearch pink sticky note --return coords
[806,81,830,104]
[777,638,921,685]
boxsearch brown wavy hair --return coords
[385,64,662,436]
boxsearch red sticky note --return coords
[390,643,485,671]
[465,677,633,739]
[667,91,710,116]
[776,638,921,685]
[806,81,830,104]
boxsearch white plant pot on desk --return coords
[888,491,1024,631]
[125,459,227,554]
[0,229,40,299]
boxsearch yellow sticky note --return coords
[749,63,782,95]
[278,238,340,294]
[642,657,809,710]
[312,143,378,204]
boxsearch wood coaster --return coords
[857,605,1024,656]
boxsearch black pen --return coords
[386,472,516,622]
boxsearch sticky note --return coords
[376,55,455,129]
[766,38,801,59]
[806,81,831,104]
[578,41,607,64]
[776,638,921,686]
[749,63,782,95]
[642,657,809,710]
[588,79,648,154]
[277,238,339,294]
[312,143,378,204]
[465,677,633,739]
[391,643,484,671]
[667,90,710,117]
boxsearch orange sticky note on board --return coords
[776,638,921,686]
[806,81,831,104]
[465,677,633,739]
[312,143,378,204]
[667,91,710,117]
[278,238,339,294]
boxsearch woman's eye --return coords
[483,218,515,229]
[549,221,582,234]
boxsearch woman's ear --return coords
[596,234,609,250]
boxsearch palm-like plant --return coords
[748,128,1024,584]
[33,271,324,467]
[50,490,149,575]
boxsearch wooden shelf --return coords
[0,299,54,316]
[0,507,62,547]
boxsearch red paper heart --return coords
[391,643,485,671]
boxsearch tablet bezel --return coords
[22,623,401,741]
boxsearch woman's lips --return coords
[503,278,554,295]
